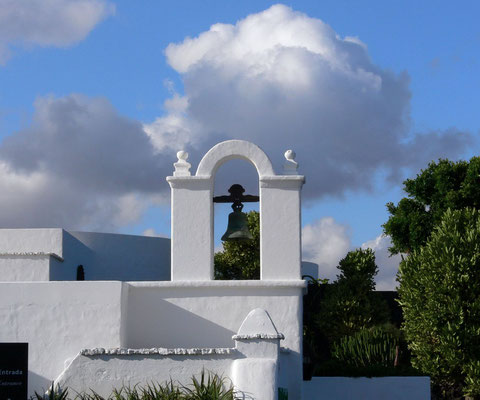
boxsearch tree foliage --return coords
[398,208,480,398]
[383,157,480,254]
[315,248,389,344]
[214,210,260,280]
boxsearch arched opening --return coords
[169,140,303,282]
[213,158,260,280]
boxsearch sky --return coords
[0,0,479,289]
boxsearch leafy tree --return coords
[214,210,260,280]
[383,157,480,254]
[398,208,480,398]
[315,248,389,344]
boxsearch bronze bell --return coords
[221,203,254,242]
[213,184,257,242]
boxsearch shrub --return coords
[398,208,480,398]
[315,248,390,344]
[214,210,260,280]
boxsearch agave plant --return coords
[182,370,235,400]
[30,383,69,400]
[110,385,142,400]
[332,325,399,368]
[72,390,107,400]
[140,381,184,400]
[31,372,237,400]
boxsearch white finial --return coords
[283,149,298,175]
[173,150,191,176]
[177,150,188,161]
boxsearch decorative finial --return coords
[283,149,298,175]
[174,150,191,176]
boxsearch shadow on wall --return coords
[50,232,93,281]
[126,296,236,349]
[52,231,171,281]
[29,370,52,396]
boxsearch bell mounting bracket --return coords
[213,184,259,211]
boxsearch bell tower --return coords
[166,139,305,281]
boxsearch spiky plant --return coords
[140,381,184,400]
[182,370,235,400]
[31,383,68,400]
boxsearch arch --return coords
[196,140,275,178]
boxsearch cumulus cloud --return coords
[0,94,170,230]
[302,217,351,281]
[302,217,401,290]
[362,235,402,290]
[0,0,114,64]
[147,4,472,199]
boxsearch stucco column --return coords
[166,176,214,281]
[231,308,283,400]
[260,176,304,280]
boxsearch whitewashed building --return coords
[0,140,429,399]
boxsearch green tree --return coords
[315,248,389,344]
[398,208,480,398]
[214,210,260,280]
[383,157,480,254]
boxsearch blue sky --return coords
[0,0,478,287]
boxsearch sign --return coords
[0,343,28,400]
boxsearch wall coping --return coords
[80,347,237,356]
[233,333,285,340]
[79,346,292,356]
[0,252,64,261]
[127,280,307,288]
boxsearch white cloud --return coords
[0,0,114,64]
[302,218,402,290]
[362,235,402,291]
[143,94,195,152]
[302,217,351,281]
[147,4,471,200]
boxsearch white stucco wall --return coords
[0,229,63,257]
[125,280,305,398]
[56,352,237,398]
[0,281,126,395]
[64,231,170,281]
[125,281,303,348]
[0,229,171,282]
[0,229,65,281]
[0,280,305,397]
[56,308,286,399]
[0,256,51,281]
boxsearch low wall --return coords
[125,280,305,398]
[56,308,288,400]
[303,377,431,400]
[56,348,238,397]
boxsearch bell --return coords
[221,204,254,242]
